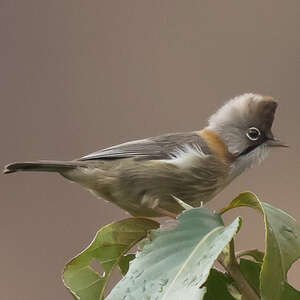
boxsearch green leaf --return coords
[236,249,264,263]
[239,258,261,296]
[118,254,135,276]
[221,192,300,300]
[203,268,236,300]
[106,207,241,300]
[219,191,262,215]
[282,282,300,299]
[62,218,159,300]
[239,258,300,300]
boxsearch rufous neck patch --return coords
[198,129,233,163]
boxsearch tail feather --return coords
[3,161,79,174]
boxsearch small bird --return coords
[4,93,287,218]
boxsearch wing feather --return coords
[79,132,211,161]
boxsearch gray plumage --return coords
[79,132,211,160]
[4,93,286,217]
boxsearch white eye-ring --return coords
[246,127,261,141]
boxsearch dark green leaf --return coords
[239,258,261,296]
[239,258,300,300]
[203,269,236,300]
[282,282,300,299]
[237,249,264,263]
[118,254,135,276]
[221,192,300,300]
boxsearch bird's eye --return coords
[246,127,261,141]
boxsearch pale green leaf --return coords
[62,218,159,300]
[172,195,194,210]
[106,207,241,300]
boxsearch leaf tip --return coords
[171,195,194,211]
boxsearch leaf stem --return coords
[218,240,260,300]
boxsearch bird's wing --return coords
[79,132,211,161]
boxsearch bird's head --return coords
[207,93,287,173]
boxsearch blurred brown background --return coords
[1,1,300,299]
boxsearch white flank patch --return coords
[161,144,206,168]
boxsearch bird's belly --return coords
[61,162,227,217]
[107,176,224,217]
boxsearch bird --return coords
[4,93,287,218]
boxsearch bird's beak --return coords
[266,138,289,148]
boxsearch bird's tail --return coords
[3,161,79,174]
